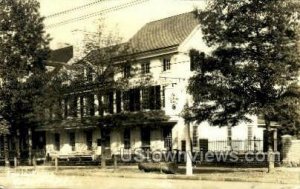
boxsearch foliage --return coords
[188,0,300,129]
[0,118,10,135]
[0,0,50,130]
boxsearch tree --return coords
[0,0,50,164]
[188,0,300,172]
[0,118,10,167]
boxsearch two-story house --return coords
[36,12,266,162]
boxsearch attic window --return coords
[163,58,171,71]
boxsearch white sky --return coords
[38,0,207,49]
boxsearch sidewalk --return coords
[1,166,300,184]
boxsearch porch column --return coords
[94,94,99,116]
[113,91,117,114]
[139,89,143,111]
[273,129,278,152]
[77,96,81,117]
[83,96,87,117]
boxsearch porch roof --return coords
[35,117,98,131]
[36,111,176,132]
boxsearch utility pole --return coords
[185,99,193,176]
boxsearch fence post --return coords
[113,154,118,169]
[33,155,37,170]
[55,157,58,172]
[14,157,17,168]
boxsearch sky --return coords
[38,0,207,49]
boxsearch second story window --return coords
[123,64,131,78]
[70,96,78,117]
[122,89,140,112]
[103,92,114,114]
[142,85,161,110]
[87,94,95,116]
[141,62,150,74]
[163,58,171,71]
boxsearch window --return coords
[86,131,93,151]
[80,96,84,117]
[70,96,78,117]
[141,128,150,150]
[142,86,161,110]
[54,133,60,151]
[123,128,131,149]
[87,94,95,116]
[227,126,232,146]
[129,88,141,112]
[64,98,69,118]
[108,92,114,114]
[69,132,75,151]
[141,62,150,74]
[56,99,63,119]
[103,92,114,114]
[97,94,104,116]
[163,58,171,71]
[192,125,198,148]
[123,64,131,78]
[123,91,130,111]
[116,91,122,113]
[163,127,172,149]
[123,88,141,112]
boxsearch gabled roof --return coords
[129,12,199,54]
[78,12,200,63]
[48,46,73,63]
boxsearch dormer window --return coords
[163,58,171,71]
[141,62,150,74]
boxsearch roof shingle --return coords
[129,12,199,53]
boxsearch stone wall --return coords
[281,135,300,167]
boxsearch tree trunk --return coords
[265,118,275,173]
[28,128,32,166]
[101,129,106,169]
[15,129,20,165]
[4,135,9,167]
[185,121,193,175]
